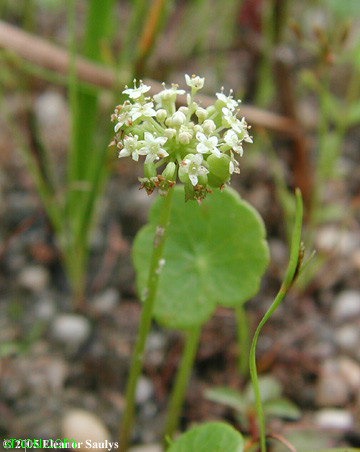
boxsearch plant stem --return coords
[163,325,201,448]
[119,187,175,452]
[235,304,250,377]
[249,189,303,452]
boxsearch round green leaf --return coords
[167,422,244,452]
[133,186,269,329]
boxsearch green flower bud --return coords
[179,106,189,115]
[202,119,216,134]
[156,109,167,122]
[162,162,176,181]
[171,111,186,126]
[195,107,208,123]
[197,173,208,186]
[164,128,177,139]
[179,131,192,144]
[207,153,231,181]
[178,166,190,184]
[144,162,157,179]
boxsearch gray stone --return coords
[18,266,49,292]
[52,314,91,347]
[333,290,360,321]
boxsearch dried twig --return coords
[0,20,300,137]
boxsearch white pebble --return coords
[61,409,112,452]
[315,409,353,430]
[335,325,360,351]
[333,290,360,321]
[338,356,360,391]
[130,446,162,452]
[52,314,91,347]
[18,266,49,292]
[135,376,153,404]
[92,288,120,314]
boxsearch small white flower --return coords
[114,106,132,132]
[196,132,220,157]
[223,130,244,156]
[180,154,209,186]
[139,132,169,163]
[123,80,151,99]
[185,74,205,90]
[118,134,144,161]
[130,102,156,121]
[216,91,239,110]
[229,151,240,174]
[153,84,185,107]
[222,108,247,135]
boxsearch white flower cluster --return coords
[111,75,252,201]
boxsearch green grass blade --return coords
[249,189,303,452]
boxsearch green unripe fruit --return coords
[143,162,157,179]
[178,166,190,184]
[207,154,231,180]
[197,174,208,186]
[207,172,226,188]
[184,182,195,202]
[162,162,176,181]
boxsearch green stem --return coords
[119,187,175,452]
[235,304,250,377]
[163,325,202,448]
[249,189,303,452]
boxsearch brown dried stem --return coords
[0,20,300,138]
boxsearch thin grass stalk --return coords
[119,188,175,452]
[255,0,276,107]
[135,0,174,75]
[163,325,201,447]
[118,0,149,74]
[249,189,303,452]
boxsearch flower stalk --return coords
[163,325,202,448]
[119,187,174,451]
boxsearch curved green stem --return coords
[119,187,175,451]
[235,304,250,377]
[163,325,202,448]
[249,189,303,452]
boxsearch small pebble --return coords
[52,314,91,348]
[61,409,112,452]
[333,290,360,321]
[338,356,360,391]
[130,446,161,452]
[335,324,360,352]
[316,360,349,407]
[315,409,353,430]
[35,296,57,321]
[135,376,154,405]
[92,288,120,315]
[18,266,49,292]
